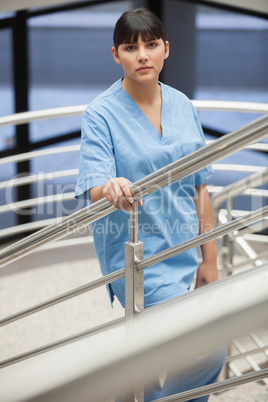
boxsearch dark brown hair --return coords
[113,8,168,50]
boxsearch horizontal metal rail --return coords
[0,192,74,214]
[232,339,268,385]
[209,184,268,197]
[250,332,268,359]
[0,114,267,269]
[136,205,268,271]
[2,166,265,193]
[193,100,268,114]
[233,220,268,238]
[0,218,61,239]
[0,269,124,327]
[0,145,80,166]
[0,317,124,369]
[0,169,78,190]
[248,143,268,152]
[0,101,267,128]
[155,368,268,402]
[212,168,268,210]
[232,250,268,270]
[226,345,268,363]
[0,105,88,127]
[243,234,268,243]
[0,163,264,190]
[0,143,267,168]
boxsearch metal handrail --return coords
[0,145,80,165]
[0,114,267,268]
[0,268,125,327]
[154,369,268,402]
[0,217,61,239]
[0,192,74,214]
[136,205,268,271]
[211,168,268,275]
[212,168,268,211]
[0,100,267,128]
[4,264,266,402]
[0,169,78,189]
[1,262,267,371]
[0,204,266,330]
[0,144,266,168]
[0,317,125,369]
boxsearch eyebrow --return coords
[124,39,157,45]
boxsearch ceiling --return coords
[0,0,267,14]
[204,0,268,14]
[0,0,87,13]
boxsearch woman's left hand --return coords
[194,261,218,289]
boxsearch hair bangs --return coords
[121,19,163,45]
[113,8,167,50]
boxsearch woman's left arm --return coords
[194,183,218,289]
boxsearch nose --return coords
[137,46,148,62]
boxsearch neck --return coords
[122,76,160,105]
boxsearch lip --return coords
[137,66,152,72]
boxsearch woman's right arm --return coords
[90,177,140,212]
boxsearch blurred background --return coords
[0,0,267,234]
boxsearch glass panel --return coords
[28,1,133,144]
[194,6,268,133]
[194,6,268,212]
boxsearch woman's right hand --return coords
[91,177,142,212]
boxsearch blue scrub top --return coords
[75,79,213,307]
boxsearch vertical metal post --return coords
[125,201,144,402]
[12,10,32,225]
[220,197,234,381]
[125,202,144,319]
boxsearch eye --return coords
[125,45,136,51]
[147,42,157,48]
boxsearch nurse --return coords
[75,7,226,401]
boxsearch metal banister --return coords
[211,168,268,212]
[0,205,266,329]
[0,145,80,165]
[154,369,268,402]
[0,101,267,128]
[0,114,267,268]
[136,205,268,271]
[0,268,125,327]
[3,264,266,402]
[0,317,125,369]
[0,169,78,189]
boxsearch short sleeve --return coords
[75,109,116,201]
[191,103,214,186]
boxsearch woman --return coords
[75,8,225,401]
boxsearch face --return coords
[112,35,169,85]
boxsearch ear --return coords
[164,41,170,60]
[112,46,121,65]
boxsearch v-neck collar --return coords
[116,80,172,145]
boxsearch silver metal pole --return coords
[211,168,268,224]
[154,368,268,402]
[0,268,125,327]
[0,317,124,369]
[125,201,144,402]
[136,205,268,271]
